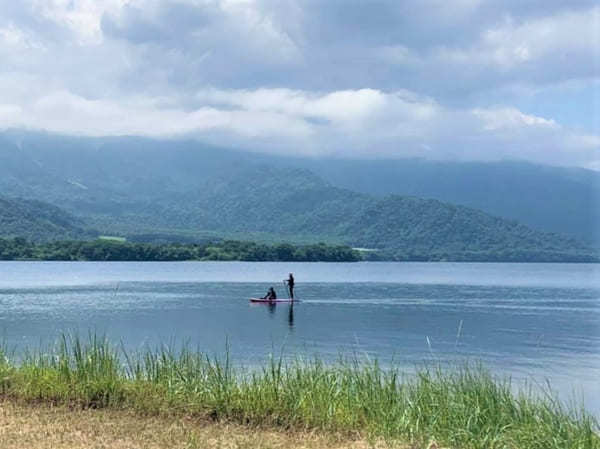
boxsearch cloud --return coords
[195,88,394,123]
[472,108,558,131]
[31,0,133,43]
[100,0,301,89]
[1,82,597,167]
[0,0,598,168]
[431,7,599,74]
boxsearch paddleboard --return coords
[249,298,295,303]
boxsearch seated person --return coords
[262,287,277,300]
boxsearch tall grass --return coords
[0,334,597,449]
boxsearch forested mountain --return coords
[338,196,592,261]
[0,130,597,261]
[300,159,600,245]
[2,167,590,261]
[182,167,596,261]
[0,197,95,242]
[1,130,598,244]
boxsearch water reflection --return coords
[288,303,294,328]
[258,301,295,329]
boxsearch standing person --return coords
[285,273,295,300]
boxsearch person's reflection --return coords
[259,301,295,328]
[287,303,294,328]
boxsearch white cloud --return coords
[23,89,312,139]
[195,88,438,125]
[1,82,597,167]
[31,0,133,43]
[472,107,557,131]
[0,103,23,125]
[434,6,599,72]
[0,1,598,169]
[0,24,27,46]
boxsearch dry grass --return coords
[0,401,395,449]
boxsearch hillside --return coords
[0,130,597,261]
[0,197,96,242]
[1,130,598,246]
[301,159,600,246]
[340,196,592,261]
[189,167,595,261]
[77,165,595,262]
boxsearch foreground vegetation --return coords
[0,336,597,449]
[0,238,361,262]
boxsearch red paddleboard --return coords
[249,298,295,303]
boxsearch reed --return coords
[0,334,597,449]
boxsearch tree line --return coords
[0,238,362,262]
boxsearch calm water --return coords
[0,261,599,414]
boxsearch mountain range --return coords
[0,130,597,261]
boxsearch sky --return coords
[0,0,598,168]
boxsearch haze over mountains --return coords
[0,130,598,261]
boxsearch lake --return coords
[0,261,598,415]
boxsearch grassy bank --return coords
[0,336,598,449]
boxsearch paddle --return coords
[283,280,292,300]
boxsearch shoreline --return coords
[1,238,597,263]
[2,259,599,264]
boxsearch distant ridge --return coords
[0,130,597,261]
[179,166,597,262]
[300,158,600,246]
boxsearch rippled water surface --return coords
[1,261,598,414]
